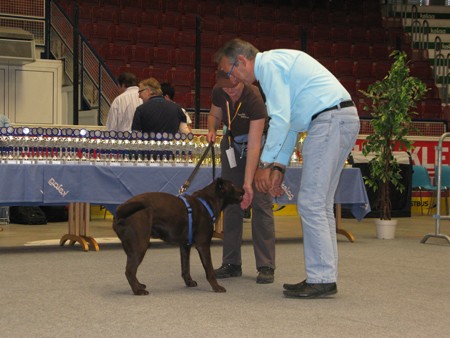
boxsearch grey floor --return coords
[1,213,450,337]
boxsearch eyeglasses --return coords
[138,87,148,93]
[227,61,237,78]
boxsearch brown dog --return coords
[113,178,244,295]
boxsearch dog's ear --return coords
[215,177,225,191]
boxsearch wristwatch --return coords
[258,161,273,170]
[271,165,286,174]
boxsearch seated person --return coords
[0,114,11,127]
[160,82,192,134]
[132,78,186,135]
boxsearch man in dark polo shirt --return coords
[132,77,186,134]
[206,70,275,284]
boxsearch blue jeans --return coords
[298,107,360,283]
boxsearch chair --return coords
[435,165,450,214]
[412,165,437,215]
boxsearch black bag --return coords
[40,206,68,222]
[9,206,47,225]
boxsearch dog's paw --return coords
[186,280,198,287]
[133,289,149,296]
[138,283,147,289]
[213,285,226,293]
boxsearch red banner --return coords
[354,136,450,176]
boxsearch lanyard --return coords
[226,100,242,145]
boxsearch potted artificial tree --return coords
[360,51,427,239]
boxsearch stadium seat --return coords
[135,27,157,47]
[331,41,352,58]
[335,58,355,77]
[353,59,374,78]
[125,45,151,68]
[351,43,371,59]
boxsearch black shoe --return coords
[283,279,307,291]
[256,266,274,284]
[283,282,337,299]
[214,264,242,279]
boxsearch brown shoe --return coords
[256,266,274,284]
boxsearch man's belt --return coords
[311,100,355,121]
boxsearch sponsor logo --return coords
[48,177,69,197]
[281,182,294,201]
[430,28,446,34]
[419,14,435,19]
[412,200,429,207]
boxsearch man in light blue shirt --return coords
[215,39,360,299]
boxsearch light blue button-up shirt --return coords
[254,49,351,166]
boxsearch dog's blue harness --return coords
[179,195,216,246]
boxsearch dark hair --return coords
[117,72,138,87]
[160,82,175,100]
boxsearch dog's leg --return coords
[196,244,226,292]
[180,244,197,287]
[120,226,151,296]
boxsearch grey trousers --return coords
[220,139,276,270]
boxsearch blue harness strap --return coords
[178,195,216,246]
[197,197,216,222]
[178,195,194,246]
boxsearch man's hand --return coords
[269,170,285,197]
[254,167,272,193]
[206,130,216,143]
[240,183,253,210]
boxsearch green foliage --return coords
[360,51,427,220]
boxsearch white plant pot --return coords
[375,219,397,239]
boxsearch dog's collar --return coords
[197,197,216,222]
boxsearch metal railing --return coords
[49,0,120,125]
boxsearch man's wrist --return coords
[258,161,273,170]
[271,165,286,174]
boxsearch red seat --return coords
[319,57,336,73]
[309,25,332,42]
[330,26,350,42]
[118,7,139,27]
[109,25,136,46]
[219,17,239,35]
[351,43,371,59]
[94,5,120,25]
[353,59,374,78]
[172,49,195,70]
[372,60,392,80]
[161,12,180,31]
[198,2,219,17]
[157,30,177,48]
[257,22,274,37]
[370,44,390,60]
[99,43,127,67]
[136,11,161,29]
[141,67,170,82]
[167,69,194,88]
[356,77,376,94]
[367,28,386,44]
[152,47,173,68]
[335,58,355,77]
[238,4,255,21]
[311,41,332,58]
[420,98,443,119]
[177,31,197,49]
[348,28,368,43]
[217,3,238,18]
[273,38,300,50]
[332,41,351,58]
[258,6,279,22]
[255,37,275,52]
[179,13,198,31]
[180,0,200,15]
[125,45,151,68]
[410,60,433,79]
[117,65,145,79]
[273,23,298,39]
[338,76,357,97]
[135,27,157,47]
[82,22,113,44]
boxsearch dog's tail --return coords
[116,201,146,219]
